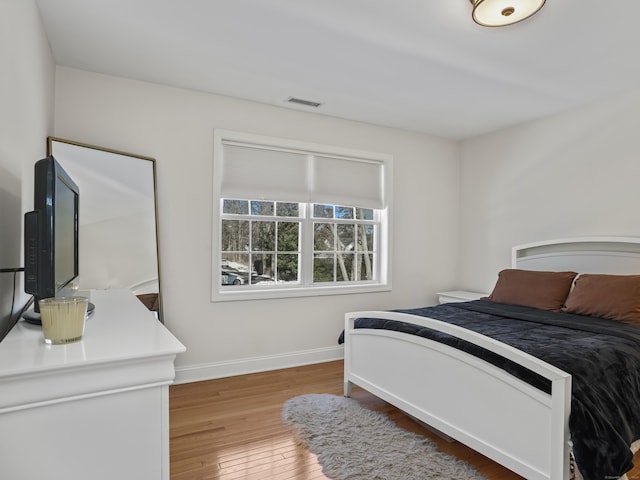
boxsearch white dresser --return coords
[0,289,185,480]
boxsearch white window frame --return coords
[212,129,393,302]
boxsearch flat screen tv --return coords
[23,155,84,322]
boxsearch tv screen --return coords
[24,156,80,320]
[53,172,77,289]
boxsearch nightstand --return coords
[437,290,486,304]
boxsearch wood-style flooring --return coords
[169,360,640,480]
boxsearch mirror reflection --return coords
[47,137,162,322]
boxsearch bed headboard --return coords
[512,237,640,274]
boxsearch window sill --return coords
[211,282,391,302]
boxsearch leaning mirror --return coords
[47,137,163,322]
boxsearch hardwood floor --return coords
[169,360,640,480]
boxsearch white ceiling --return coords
[35,0,640,140]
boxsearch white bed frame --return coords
[343,237,640,480]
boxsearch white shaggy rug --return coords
[282,393,487,480]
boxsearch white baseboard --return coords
[173,345,344,384]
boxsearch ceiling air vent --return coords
[286,97,323,108]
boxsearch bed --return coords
[342,237,640,480]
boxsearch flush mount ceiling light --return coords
[470,0,546,27]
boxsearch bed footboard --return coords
[343,311,572,480]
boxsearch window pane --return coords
[277,222,299,252]
[221,253,250,271]
[251,200,274,216]
[335,206,354,219]
[223,199,249,215]
[252,221,275,251]
[222,220,249,251]
[336,253,354,281]
[357,224,374,252]
[313,254,334,282]
[313,204,333,218]
[221,270,244,286]
[356,253,374,281]
[356,208,374,220]
[277,254,299,282]
[314,223,334,250]
[276,202,299,217]
[252,253,274,282]
[221,253,250,286]
[337,224,354,251]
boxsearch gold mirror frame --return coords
[47,137,163,322]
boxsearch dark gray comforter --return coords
[339,300,640,480]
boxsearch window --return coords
[212,130,392,301]
[221,199,302,286]
[312,204,376,283]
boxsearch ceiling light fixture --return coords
[469,0,546,27]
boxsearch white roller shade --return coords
[220,139,386,209]
[220,143,308,202]
[310,155,384,209]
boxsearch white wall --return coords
[0,0,55,338]
[53,67,460,381]
[458,89,640,293]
